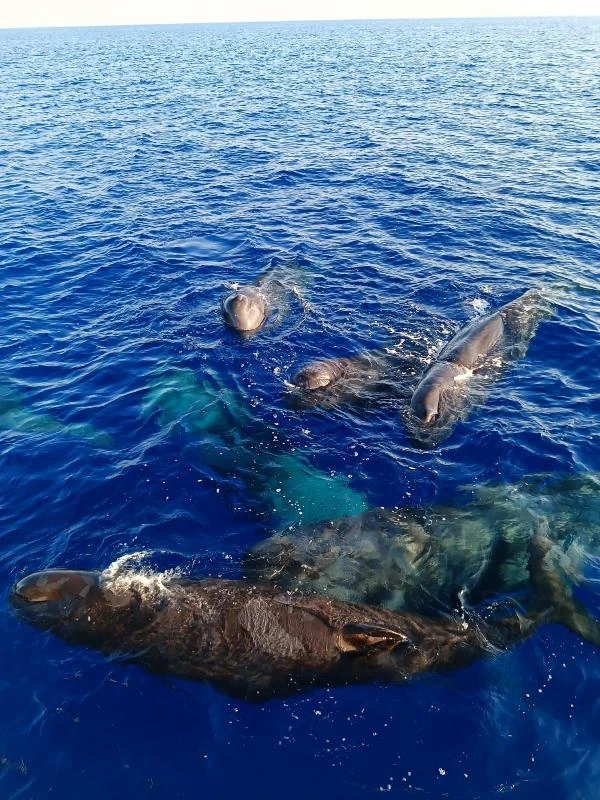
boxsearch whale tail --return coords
[527,519,600,646]
[484,518,600,652]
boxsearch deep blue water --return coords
[1,16,600,799]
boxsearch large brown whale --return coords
[10,532,599,701]
[407,288,551,446]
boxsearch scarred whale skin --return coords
[10,534,598,701]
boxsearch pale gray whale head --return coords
[222,287,266,332]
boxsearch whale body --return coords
[245,472,600,613]
[11,532,599,701]
[408,289,551,446]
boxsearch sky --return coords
[0,0,598,29]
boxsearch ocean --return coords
[1,16,599,799]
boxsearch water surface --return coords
[1,16,599,799]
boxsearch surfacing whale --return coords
[222,268,303,335]
[10,531,600,701]
[284,351,422,411]
[222,286,267,332]
[406,288,552,446]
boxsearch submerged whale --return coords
[244,472,600,613]
[407,288,552,446]
[0,381,112,447]
[11,532,600,701]
[141,367,367,525]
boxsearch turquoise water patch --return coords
[142,367,367,525]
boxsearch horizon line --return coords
[1,13,599,32]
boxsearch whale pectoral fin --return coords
[340,622,411,652]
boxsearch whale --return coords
[244,472,600,613]
[222,286,267,332]
[291,357,364,391]
[285,351,420,411]
[10,530,600,701]
[0,380,112,447]
[407,288,551,446]
[141,367,367,526]
[222,267,304,335]
[286,354,385,410]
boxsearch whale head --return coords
[10,569,151,647]
[222,288,266,332]
[410,378,443,424]
[14,569,100,604]
[410,362,466,425]
[292,359,346,391]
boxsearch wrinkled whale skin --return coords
[11,536,597,701]
[9,573,513,699]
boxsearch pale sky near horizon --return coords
[0,0,597,30]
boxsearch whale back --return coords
[439,312,504,368]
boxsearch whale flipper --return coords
[341,622,411,651]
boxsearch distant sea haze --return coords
[1,17,599,800]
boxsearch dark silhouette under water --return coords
[11,530,600,701]
[244,472,600,613]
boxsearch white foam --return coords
[101,551,181,598]
[453,368,473,383]
[470,298,490,315]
